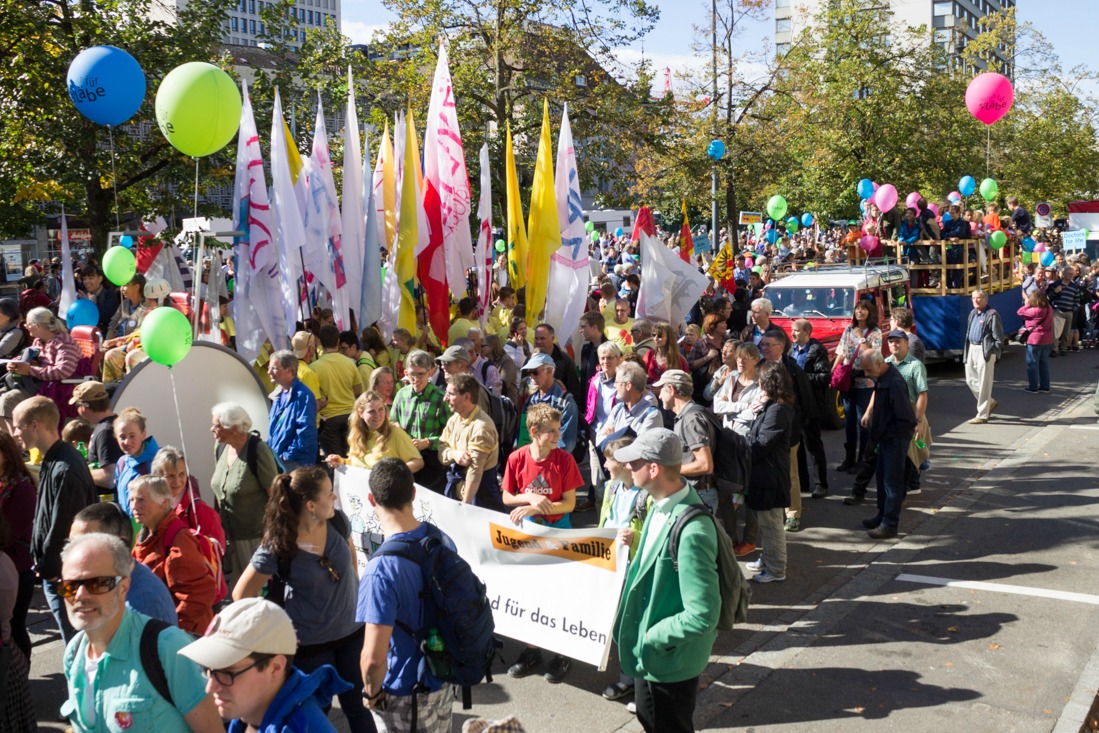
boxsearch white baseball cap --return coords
[180,598,298,669]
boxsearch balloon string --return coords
[108,126,120,229]
[193,158,200,219]
[986,126,990,179]
[168,367,202,536]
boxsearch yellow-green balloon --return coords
[156,62,242,157]
[989,230,1007,249]
[979,177,998,202]
[767,195,788,221]
[102,246,136,286]
[140,307,193,367]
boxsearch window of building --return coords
[259,21,265,34]
[248,0,254,13]
[776,18,792,33]
[933,1,951,14]
[231,16,238,31]
[776,42,790,56]
[776,0,791,6]
[249,19,256,33]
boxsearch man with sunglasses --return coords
[59,533,223,732]
[181,597,351,732]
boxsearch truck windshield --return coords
[766,286,856,318]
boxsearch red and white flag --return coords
[544,104,589,339]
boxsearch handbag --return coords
[830,360,853,392]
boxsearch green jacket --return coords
[613,485,720,683]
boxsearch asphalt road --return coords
[24,342,1099,732]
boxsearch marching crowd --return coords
[1,211,1097,733]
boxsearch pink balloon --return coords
[859,235,877,253]
[966,72,1014,125]
[949,191,962,202]
[873,183,898,213]
[928,203,940,217]
[1034,242,1046,253]
[905,191,921,210]
[873,182,880,193]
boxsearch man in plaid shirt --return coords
[391,349,452,493]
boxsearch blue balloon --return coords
[801,212,814,227]
[614,227,624,237]
[859,199,867,214]
[66,299,100,328]
[1021,237,1035,252]
[959,175,976,197]
[119,235,134,248]
[67,46,146,127]
[857,178,874,200]
[707,139,725,160]
[1040,251,1055,267]
[765,229,779,244]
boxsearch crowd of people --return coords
[1,201,1096,733]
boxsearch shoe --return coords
[574,499,596,512]
[627,702,637,715]
[746,559,763,572]
[750,570,786,583]
[1050,351,1060,358]
[811,486,828,499]
[508,648,544,678]
[1072,346,1081,351]
[990,399,998,413]
[843,493,866,506]
[544,654,571,683]
[784,517,801,532]
[1039,388,1051,392]
[733,541,757,557]
[968,417,988,424]
[906,487,922,496]
[837,458,855,472]
[867,525,898,540]
[861,516,881,529]
[602,681,634,700]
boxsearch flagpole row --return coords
[108,126,120,229]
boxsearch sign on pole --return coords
[1035,202,1053,229]
[1063,230,1087,251]
[739,211,762,225]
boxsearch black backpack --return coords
[698,409,751,495]
[478,377,518,463]
[373,524,497,718]
[139,618,182,705]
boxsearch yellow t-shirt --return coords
[447,317,478,345]
[487,305,513,335]
[297,362,323,427]
[354,354,377,391]
[604,311,634,353]
[347,424,422,468]
[312,352,362,419]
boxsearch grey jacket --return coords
[964,307,1005,362]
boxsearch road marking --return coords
[1067,424,1099,431]
[896,573,1099,606]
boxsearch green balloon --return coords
[1021,251,1032,264]
[140,307,193,367]
[590,230,600,242]
[786,217,799,234]
[1084,229,1091,239]
[989,230,1007,249]
[495,240,506,253]
[102,246,136,286]
[767,195,788,221]
[979,177,998,202]
[585,221,595,232]
[752,265,762,274]
[156,62,242,158]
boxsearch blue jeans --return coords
[843,388,873,459]
[43,577,76,647]
[296,626,376,733]
[1025,344,1051,391]
[873,436,911,530]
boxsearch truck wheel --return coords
[824,387,845,430]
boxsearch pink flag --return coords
[476,143,493,327]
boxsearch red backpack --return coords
[161,517,229,603]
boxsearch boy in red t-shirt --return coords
[501,403,582,683]
[502,403,582,529]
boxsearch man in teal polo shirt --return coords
[612,429,719,733]
[59,533,223,732]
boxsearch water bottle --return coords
[77,441,89,460]
[426,628,445,654]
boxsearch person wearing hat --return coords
[435,343,493,415]
[517,351,578,454]
[654,370,719,512]
[882,328,929,496]
[611,427,719,733]
[290,331,325,417]
[181,597,351,732]
[0,297,24,359]
[70,381,124,489]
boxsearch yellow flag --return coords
[396,112,420,332]
[282,118,303,184]
[380,122,396,251]
[525,100,561,324]
[505,123,528,290]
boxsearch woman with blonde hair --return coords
[367,366,396,411]
[1,307,81,430]
[326,390,424,473]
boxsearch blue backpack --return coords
[374,524,498,713]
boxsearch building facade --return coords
[151,0,341,48]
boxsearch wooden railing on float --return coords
[846,239,1020,296]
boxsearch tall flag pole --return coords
[58,206,78,317]
[524,99,560,324]
[420,45,452,344]
[270,87,307,332]
[359,129,383,329]
[476,142,493,328]
[341,67,365,328]
[544,103,589,340]
[305,96,349,328]
[505,122,528,291]
[679,199,693,263]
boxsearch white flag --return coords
[232,83,288,362]
[376,251,401,343]
[636,230,708,326]
[306,98,350,328]
[424,44,475,299]
[58,206,78,316]
[359,129,383,328]
[341,68,365,328]
[270,88,307,333]
[544,105,590,338]
[476,143,493,328]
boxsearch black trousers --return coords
[854,444,919,494]
[318,413,350,458]
[797,419,828,492]
[635,676,699,733]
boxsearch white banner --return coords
[1062,229,1087,251]
[334,466,627,669]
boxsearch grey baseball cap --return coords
[436,345,471,363]
[613,428,687,466]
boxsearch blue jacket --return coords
[898,219,921,244]
[117,436,160,513]
[268,379,318,466]
[227,665,351,733]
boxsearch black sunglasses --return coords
[319,556,341,583]
[58,575,123,599]
[205,659,260,686]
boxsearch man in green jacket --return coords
[612,428,720,733]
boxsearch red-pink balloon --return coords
[928,202,940,217]
[859,235,877,253]
[873,183,898,213]
[905,191,921,210]
[966,72,1014,125]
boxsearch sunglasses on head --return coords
[58,575,123,599]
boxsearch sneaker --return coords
[842,493,866,506]
[861,516,880,529]
[784,516,801,532]
[906,487,922,496]
[811,486,828,499]
[574,499,596,512]
[507,648,544,678]
[867,525,898,540]
[968,417,988,424]
[1039,388,1051,393]
[990,399,998,413]
[1024,388,1039,394]
[733,541,757,557]
[627,702,637,715]
[746,559,763,572]
[544,654,571,683]
[836,458,855,472]
[750,570,786,583]
[602,681,634,700]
